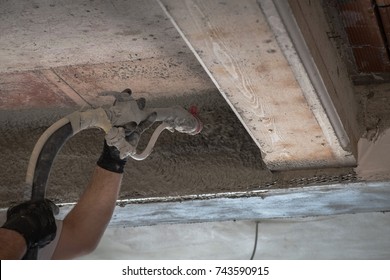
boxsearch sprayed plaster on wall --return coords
[356,128,390,181]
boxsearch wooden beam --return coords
[158,0,355,170]
[261,0,353,156]
[288,0,361,157]
[23,181,390,227]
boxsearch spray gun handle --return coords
[146,106,203,135]
[102,95,203,160]
[117,106,203,161]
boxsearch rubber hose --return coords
[23,123,73,260]
[31,123,74,201]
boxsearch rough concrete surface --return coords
[0,89,357,208]
[355,128,390,181]
[0,90,272,207]
[355,84,390,140]
[0,0,193,72]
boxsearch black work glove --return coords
[1,199,59,249]
[97,89,156,173]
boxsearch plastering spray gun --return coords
[23,89,202,259]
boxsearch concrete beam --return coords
[22,181,390,227]
[158,0,356,170]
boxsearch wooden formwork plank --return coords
[159,0,355,170]
[288,0,362,157]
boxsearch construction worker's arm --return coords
[52,106,156,259]
[51,166,122,259]
[0,228,27,259]
[0,200,58,259]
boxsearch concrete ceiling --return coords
[0,0,389,216]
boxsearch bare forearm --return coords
[66,166,122,234]
[53,166,122,259]
[0,228,26,259]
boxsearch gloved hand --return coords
[1,199,59,249]
[97,89,157,173]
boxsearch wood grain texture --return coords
[160,0,354,170]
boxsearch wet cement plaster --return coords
[355,128,390,181]
[0,90,272,208]
[0,89,358,208]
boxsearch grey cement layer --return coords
[355,84,390,140]
[0,0,193,73]
[0,89,358,208]
[355,128,390,181]
[0,90,270,208]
